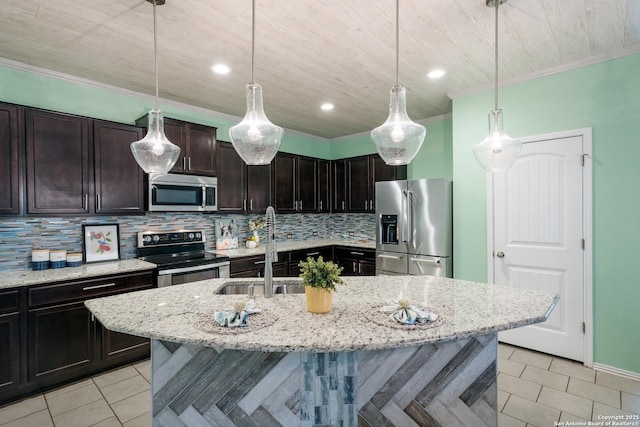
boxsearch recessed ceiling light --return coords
[211,63,231,75]
[321,103,334,111]
[427,69,446,79]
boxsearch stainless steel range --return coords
[137,230,230,287]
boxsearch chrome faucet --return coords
[264,206,278,298]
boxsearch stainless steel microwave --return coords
[148,173,217,212]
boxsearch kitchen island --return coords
[85,275,557,427]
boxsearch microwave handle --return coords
[201,186,206,208]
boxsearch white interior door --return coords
[493,134,586,362]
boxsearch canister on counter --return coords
[50,250,67,269]
[66,253,83,268]
[32,249,50,270]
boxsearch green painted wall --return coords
[329,132,377,160]
[0,65,331,159]
[452,53,640,374]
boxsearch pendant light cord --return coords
[493,0,499,111]
[152,0,159,110]
[251,0,256,84]
[395,0,400,86]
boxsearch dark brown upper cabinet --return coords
[136,116,217,176]
[345,154,407,213]
[0,103,21,215]
[332,159,347,213]
[93,120,145,214]
[317,160,331,213]
[216,141,271,214]
[272,153,318,213]
[25,109,92,215]
[25,108,145,215]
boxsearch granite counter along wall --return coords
[0,213,375,271]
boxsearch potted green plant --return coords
[298,256,345,313]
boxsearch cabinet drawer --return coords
[230,256,267,274]
[28,272,153,308]
[289,247,333,264]
[333,247,375,261]
[0,290,19,314]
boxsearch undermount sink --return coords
[217,280,306,295]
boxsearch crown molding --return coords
[448,45,640,99]
[329,113,453,143]
[0,57,329,142]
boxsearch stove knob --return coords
[144,235,152,244]
[152,235,160,243]
[188,233,195,240]
[195,232,202,239]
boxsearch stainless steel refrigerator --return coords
[375,178,452,277]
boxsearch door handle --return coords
[414,258,441,265]
[377,254,402,260]
[496,251,505,258]
[96,194,101,211]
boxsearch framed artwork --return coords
[82,223,121,263]
[216,218,238,249]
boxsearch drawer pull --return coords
[82,283,116,291]
[350,251,365,256]
[254,260,266,265]
[306,252,320,256]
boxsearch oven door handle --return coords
[157,261,230,276]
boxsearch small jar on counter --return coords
[32,249,50,271]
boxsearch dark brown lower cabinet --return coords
[0,271,153,406]
[0,289,20,396]
[333,247,376,276]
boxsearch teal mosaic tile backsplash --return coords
[0,213,375,271]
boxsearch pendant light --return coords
[473,0,522,173]
[130,0,180,174]
[229,0,283,165]
[371,0,426,166]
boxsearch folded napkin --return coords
[214,300,262,328]
[379,298,438,325]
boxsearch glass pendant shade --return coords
[130,109,180,174]
[473,109,522,172]
[229,83,283,165]
[371,85,426,166]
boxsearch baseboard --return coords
[592,363,640,381]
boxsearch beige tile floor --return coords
[0,345,639,426]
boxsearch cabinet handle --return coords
[370,199,373,210]
[342,201,345,210]
[83,283,116,291]
[96,194,101,211]
[350,251,365,256]
[352,261,357,273]
[299,200,303,210]
[254,260,266,265]
[319,201,323,210]
[188,157,192,171]
[243,199,247,211]
[250,199,253,211]
[83,194,88,211]
[306,251,320,256]
[358,263,362,274]
[294,200,298,210]
[365,200,368,210]
[183,157,187,170]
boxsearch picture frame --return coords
[216,218,238,250]
[82,223,121,263]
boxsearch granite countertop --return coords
[209,238,375,258]
[85,275,558,353]
[0,259,157,290]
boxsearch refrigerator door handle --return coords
[402,190,408,243]
[413,257,441,265]
[406,190,413,244]
[377,254,403,260]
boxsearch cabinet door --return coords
[359,261,377,276]
[297,156,317,212]
[0,103,20,215]
[332,160,347,212]
[28,301,94,382]
[100,327,149,362]
[273,152,297,213]
[25,109,91,214]
[347,156,370,212]
[0,313,20,394]
[94,121,145,214]
[160,118,187,174]
[186,124,216,176]
[247,164,272,213]
[317,160,331,213]
[217,141,247,213]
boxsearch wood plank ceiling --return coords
[1,0,639,139]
